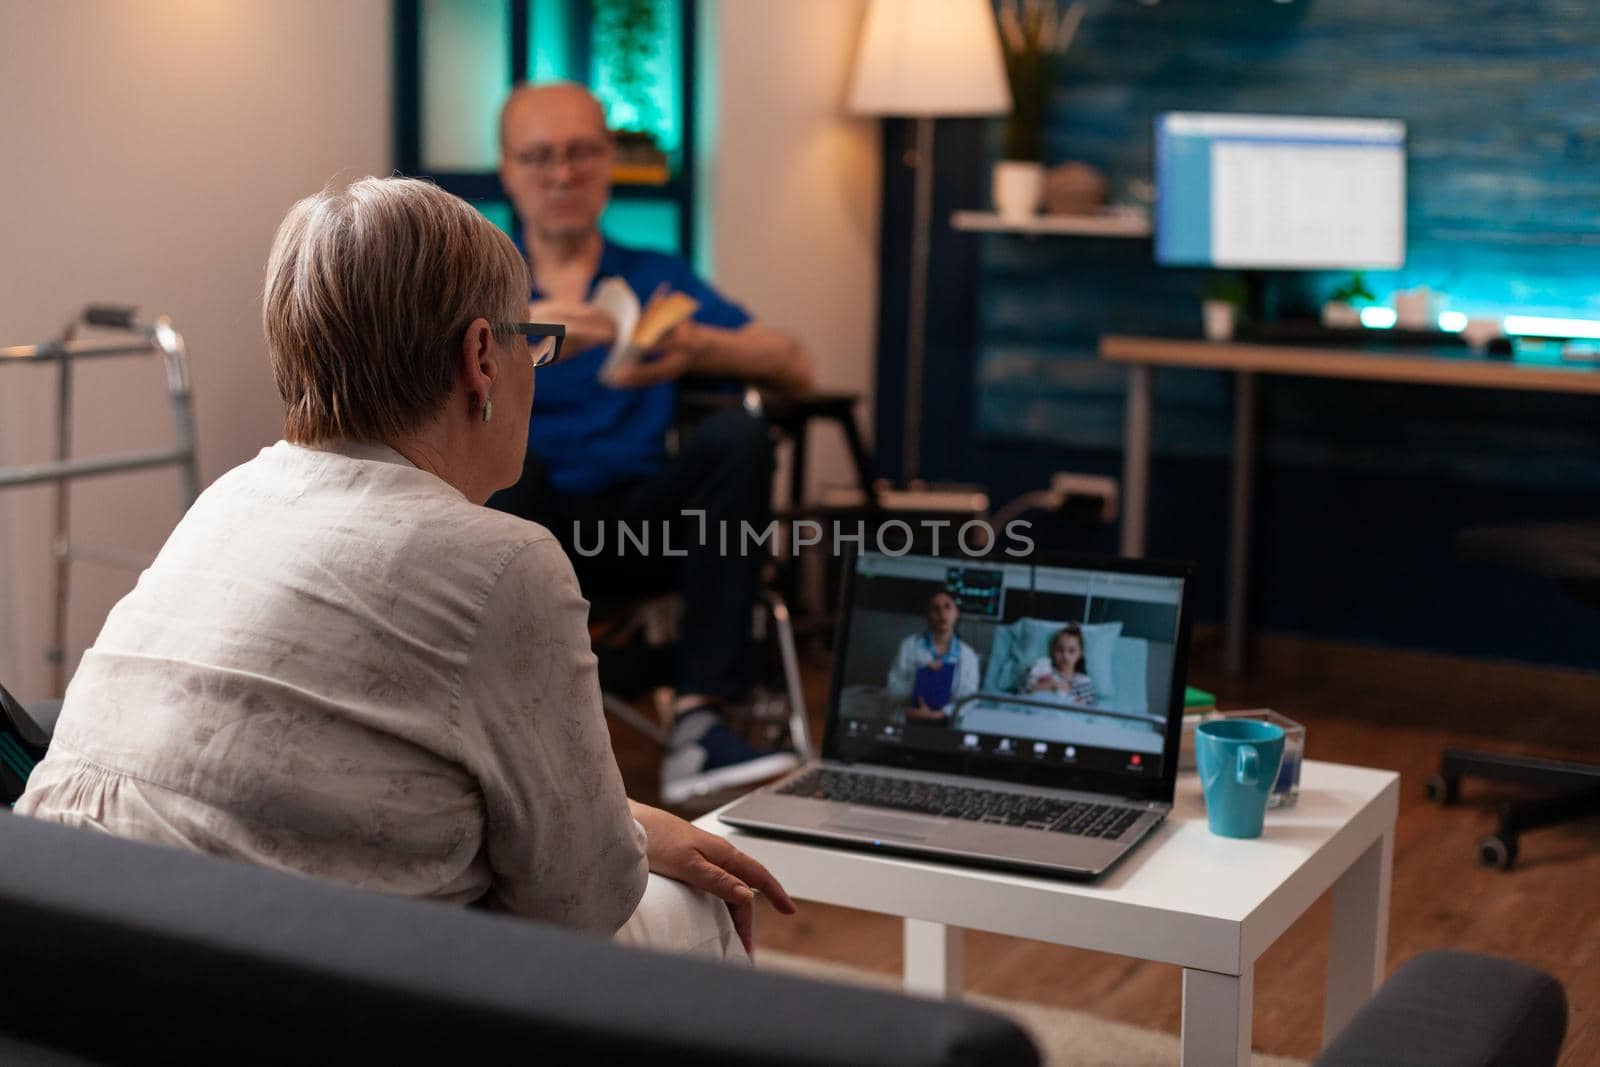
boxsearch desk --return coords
[1099,336,1600,674]
[697,759,1398,1066]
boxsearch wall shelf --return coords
[951,207,1151,238]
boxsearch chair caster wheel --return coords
[1477,835,1517,871]
[1424,774,1458,805]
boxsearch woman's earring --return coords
[481,397,494,423]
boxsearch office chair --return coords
[1425,521,1600,870]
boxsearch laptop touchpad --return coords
[825,808,943,842]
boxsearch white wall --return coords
[704,0,881,503]
[0,0,391,699]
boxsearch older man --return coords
[488,82,812,806]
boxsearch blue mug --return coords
[1195,719,1285,838]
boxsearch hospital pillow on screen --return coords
[985,617,1123,702]
[1079,621,1123,701]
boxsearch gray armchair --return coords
[0,812,1037,1066]
[1315,949,1566,1066]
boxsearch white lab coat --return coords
[885,632,981,713]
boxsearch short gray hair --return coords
[264,176,529,444]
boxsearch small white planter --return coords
[992,161,1045,222]
[1202,300,1237,341]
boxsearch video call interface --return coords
[834,553,1186,781]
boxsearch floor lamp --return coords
[849,0,1011,484]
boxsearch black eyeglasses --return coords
[496,322,566,367]
[512,137,612,175]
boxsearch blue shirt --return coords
[522,238,751,494]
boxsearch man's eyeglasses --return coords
[497,322,566,367]
[512,138,611,175]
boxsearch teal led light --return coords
[601,200,680,253]
[530,0,572,81]
[1437,311,1468,332]
[1359,307,1397,329]
[590,0,681,158]
[1503,315,1600,340]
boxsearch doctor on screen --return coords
[886,590,981,725]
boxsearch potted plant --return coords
[594,0,669,184]
[1322,271,1375,328]
[1201,275,1247,341]
[993,0,1084,221]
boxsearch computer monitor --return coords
[1155,111,1406,271]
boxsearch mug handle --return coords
[1235,745,1260,786]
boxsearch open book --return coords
[592,277,699,384]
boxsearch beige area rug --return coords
[756,950,1306,1067]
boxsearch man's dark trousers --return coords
[488,407,774,704]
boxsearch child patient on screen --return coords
[1023,624,1097,707]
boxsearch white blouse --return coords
[18,440,648,935]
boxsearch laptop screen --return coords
[824,550,1192,802]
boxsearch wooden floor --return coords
[609,630,1600,1064]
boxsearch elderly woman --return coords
[17,176,791,959]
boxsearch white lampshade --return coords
[848,0,1013,117]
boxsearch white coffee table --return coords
[695,759,1398,1066]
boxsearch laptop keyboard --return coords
[776,769,1145,839]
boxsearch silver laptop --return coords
[720,548,1194,879]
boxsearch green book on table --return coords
[1184,685,1215,711]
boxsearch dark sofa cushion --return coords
[1315,949,1566,1067]
[0,814,1036,1066]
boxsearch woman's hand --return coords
[906,700,949,723]
[629,801,796,954]
[528,298,618,355]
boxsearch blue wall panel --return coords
[975,0,1600,487]
[910,0,1600,667]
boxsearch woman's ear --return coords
[458,317,499,413]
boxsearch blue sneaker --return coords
[660,709,799,806]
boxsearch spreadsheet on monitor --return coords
[1156,112,1406,270]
